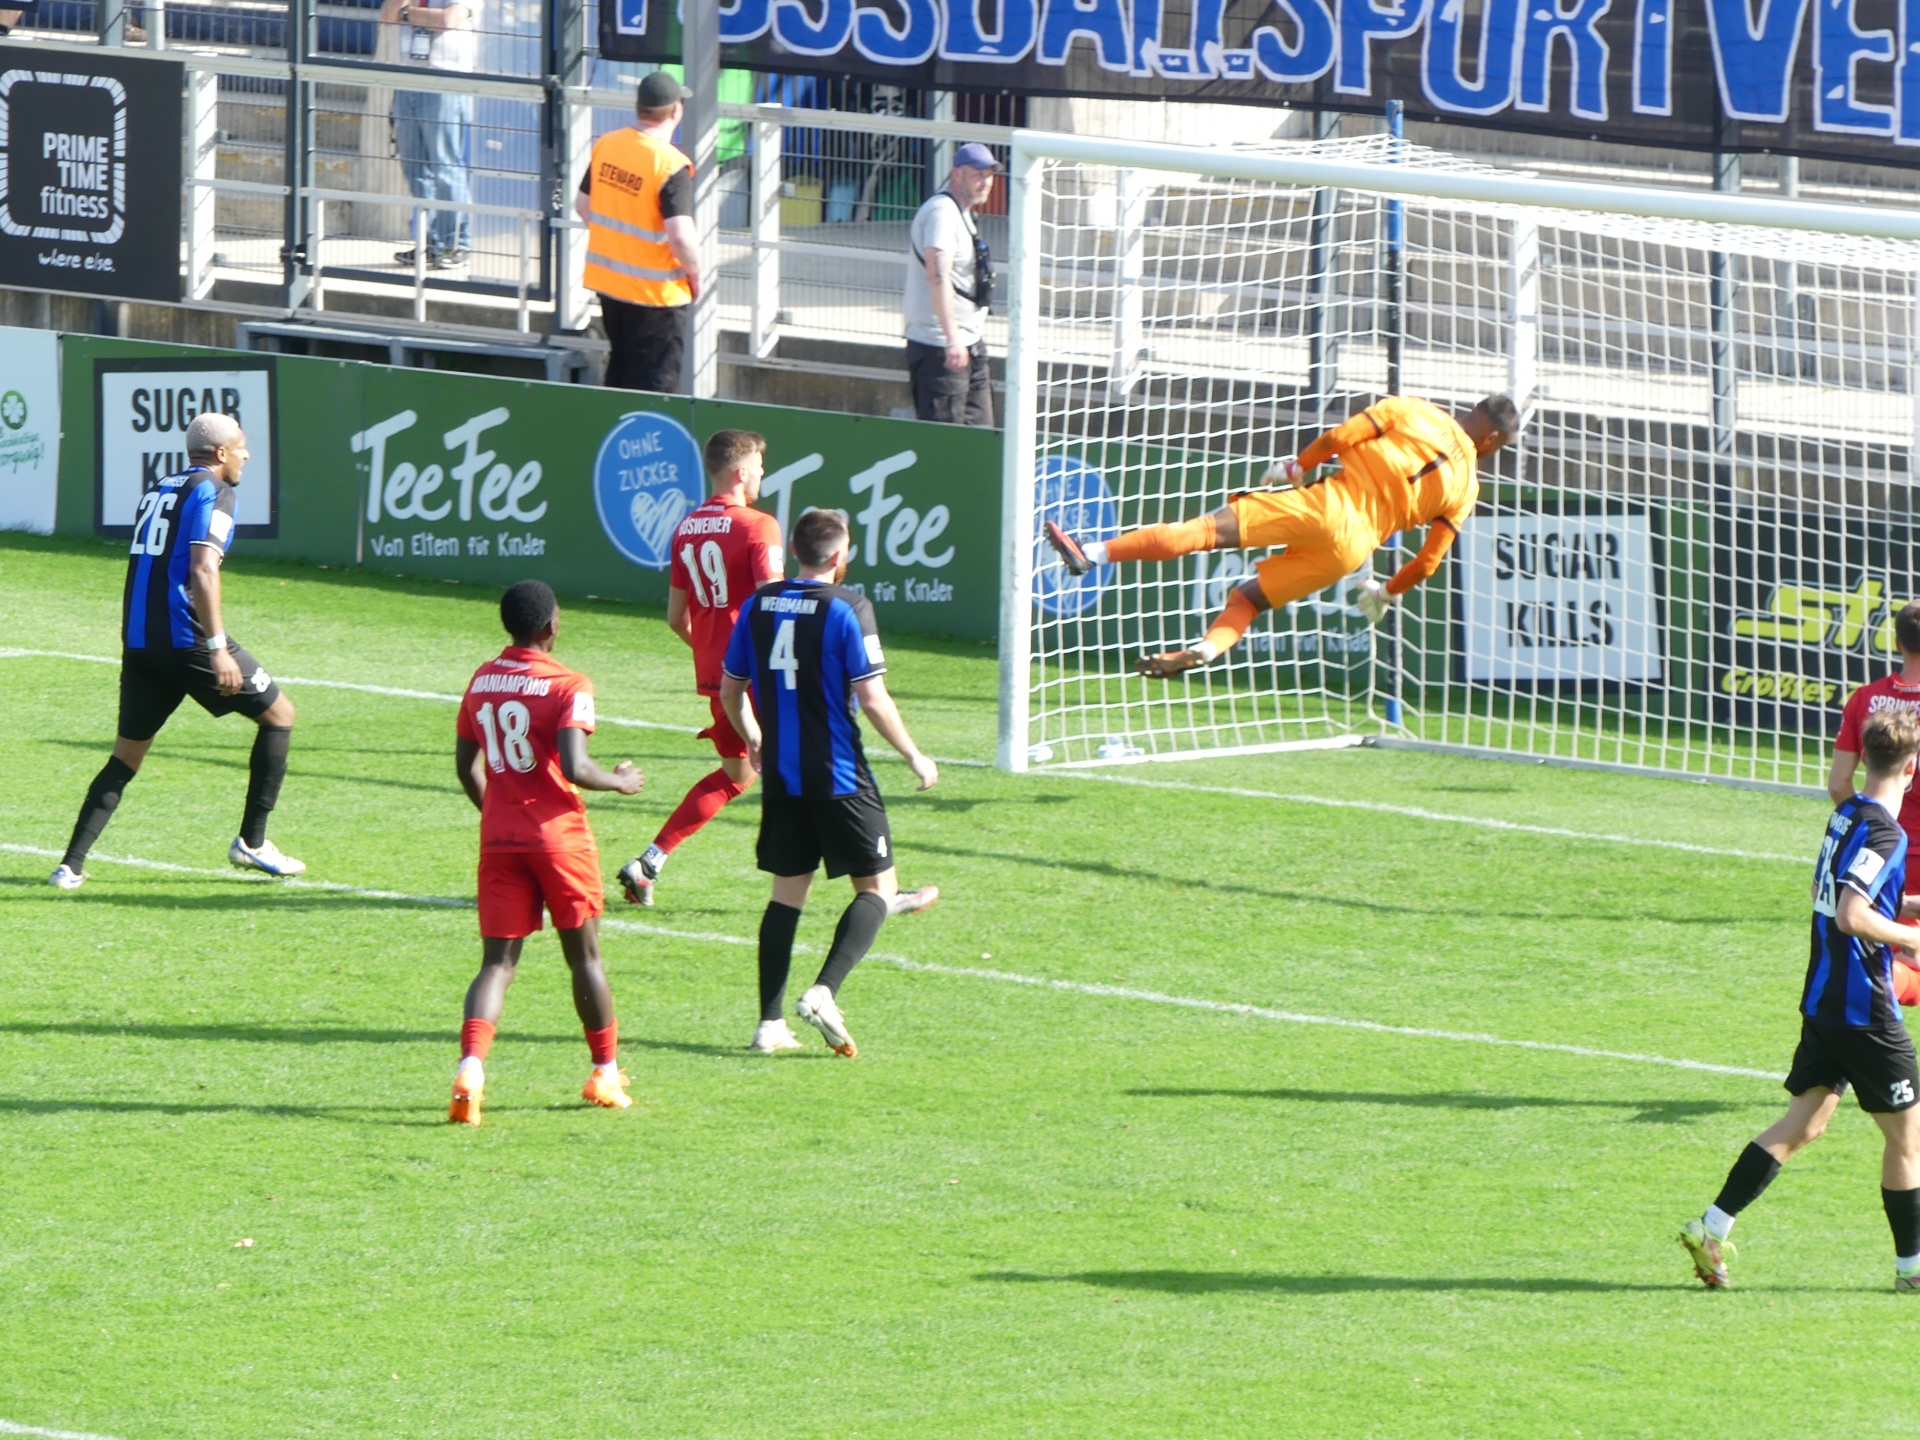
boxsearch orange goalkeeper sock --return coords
[1104,515,1216,564]
[1203,590,1260,655]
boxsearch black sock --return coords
[241,726,292,847]
[1712,1142,1783,1218]
[63,756,137,870]
[758,902,802,1023]
[1885,1187,1920,1259]
[814,891,888,996]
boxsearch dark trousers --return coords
[906,338,993,427]
[601,294,686,393]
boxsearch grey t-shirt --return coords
[904,191,985,348]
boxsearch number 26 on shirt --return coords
[475,699,536,773]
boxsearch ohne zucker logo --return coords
[592,412,703,570]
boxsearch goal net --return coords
[998,133,1920,789]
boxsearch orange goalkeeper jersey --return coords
[1296,395,1481,594]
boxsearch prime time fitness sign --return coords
[0,44,184,301]
[606,0,1920,166]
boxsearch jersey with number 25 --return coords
[456,646,599,852]
[668,498,784,695]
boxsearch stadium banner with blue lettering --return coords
[1713,506,1919,739]
[55,336,1002,640]
[606,0,1920,166]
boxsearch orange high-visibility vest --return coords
[582,129,692,307]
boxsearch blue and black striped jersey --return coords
[1804,793,1910,1028]
[722,579,885,800]
[120,467,238,651]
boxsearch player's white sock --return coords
[1082,540,1110,565]
[456,1056,484,1089]
[641,844,668,878]
[1899,1252,1920,1274]
[1702,1205,1736,1241]
[593,1059,621,1081]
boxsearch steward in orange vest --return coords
[574,70,701,393]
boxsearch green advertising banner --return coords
[56,337,1003,639]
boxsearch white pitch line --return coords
[0,1421,134,1440]
[7,841,1781,1082]
[4,647,1805,862]
[1049,770,1808,865]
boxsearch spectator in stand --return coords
[381,0,478,269]
[903,142,999,428]
[574,71,703,394]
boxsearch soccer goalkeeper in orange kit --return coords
[1046,394,1520,677]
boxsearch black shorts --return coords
[756,787,893,880]
[117,642,282,741]
[1785,1018,1920,1113]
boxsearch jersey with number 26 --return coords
[668,498,784,695]
[1805,793,1909,1028]
[456,646,598,851]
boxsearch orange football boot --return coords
[582,1068,634,1109]
[448,1075,483,1127]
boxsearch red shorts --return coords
[477,846,605,938]
[699,694,749,760]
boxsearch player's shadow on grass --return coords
[0,1020,576,1046]
[980,1270,1678,1294]
[903,842,1751,924]
[1127,1087,1758,1125]
[5,889,469,914]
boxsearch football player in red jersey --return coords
[618,430,784,909]
[448,581,645,1127]
[1831,598,1920,1008]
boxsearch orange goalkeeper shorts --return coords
[1227,486,1379,609]
[477,846,605,938]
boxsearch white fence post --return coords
[750,117,782,360]
[186,68,219,301]
[1508,218,1538,420]
[1109,166,1145,401]
[557,94,593,332]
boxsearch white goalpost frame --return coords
[996,129,1920,777]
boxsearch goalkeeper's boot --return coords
[448,1061,484,1127]
[1679,1217,1735,1289]
[582,1066,634,1110]
[796,984,857,1058]
[618,848,663,907]
[48,863,85,891]
[1043,521,1092,577]
[889,885,939,917]
[229,836,307,877]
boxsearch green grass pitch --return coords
[0,532,1912,1439]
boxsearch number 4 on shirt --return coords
[769,618,799,690]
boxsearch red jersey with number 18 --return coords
[456,646,598,851]
[669,498,784,695]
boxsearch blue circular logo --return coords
[1034,455,1118,617]
[592,411,704,570]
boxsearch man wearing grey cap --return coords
[575,70,703,394]
[903,142,1000,428]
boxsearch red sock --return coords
[654,769,749,855]
[460,1018,496,1061]
[584,1022,619,1067]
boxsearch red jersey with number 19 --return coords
[669,498,784,695]
[1837,673,1920,849]
[456,646,598,851]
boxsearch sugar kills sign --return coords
[94,357,277,537]
[606,0,1920,167]
[1456,511,1661,684]
[0,45,183,301]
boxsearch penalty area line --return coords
[7,841,1782,1083]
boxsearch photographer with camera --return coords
[902,142,999,428]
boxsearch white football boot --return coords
[796,984,857,1058]
[749,1019,804,1054]
[889,885,939,917]
[47,864,85,891]
[229,836,307,877]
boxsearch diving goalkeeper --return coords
[1045,394,1520,677]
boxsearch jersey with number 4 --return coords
[669,498,784,695]
[456,646,599,852]
[1805,793,1910,1028]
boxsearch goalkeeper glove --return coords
[1353,578,1391,624]
[1261,457,1305,487]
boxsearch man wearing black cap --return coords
[903,142,1001,428]
[573,70,703,393]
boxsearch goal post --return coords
[997,129,1920,788]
